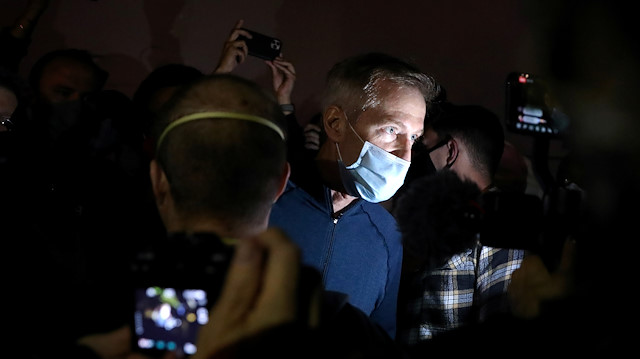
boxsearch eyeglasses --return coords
[0,115,14,131]
[425,135,451,154]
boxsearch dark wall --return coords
[1,0,564,181]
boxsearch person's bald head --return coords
[152,74,288,231]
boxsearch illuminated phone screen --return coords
[505,72,570,138]
[133,286,209,357]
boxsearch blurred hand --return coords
[77,229,307,359]
[192,228,302,359]
[76,325,179,359]
[508,237,576,319]
[303,123,322,151]
[76,325,132,359]
[214,19,252,74]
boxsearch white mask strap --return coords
[157,111,285,151]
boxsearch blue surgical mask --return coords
[336,119,410,203]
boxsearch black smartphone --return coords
[238,28,282,60]
[129,233,234,358]
[505,72,571,138]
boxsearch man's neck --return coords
[455,167,492,193]
[314,143,360,214]
[330,189,358,214]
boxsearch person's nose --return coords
[393,135,414,162]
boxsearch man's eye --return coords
[384,127,397,135]
[410,134,420,142]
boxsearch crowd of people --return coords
[2,0,634,358]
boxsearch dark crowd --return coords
[1,1,635,358]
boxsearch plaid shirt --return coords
[398,240,525,345]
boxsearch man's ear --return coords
[274,161,291,202]
[149,159,170,208]
[322,105,347,142]
[446,137,460,167]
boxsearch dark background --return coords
[0,0,567,194]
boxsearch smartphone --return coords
[238,28,282,60]
[505,72,570,138]
[133,286,209,357]
[129,233,234,358]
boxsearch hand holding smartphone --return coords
[129,233,234,358]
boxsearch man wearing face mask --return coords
[394,101,527,346]
[418,102,506,192]
[269,52,441,339]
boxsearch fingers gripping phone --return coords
[129,233,234,358]
[238,28,282,60]
[129,231,321,358]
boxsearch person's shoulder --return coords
[358,201,399,227]
[353,202,403,248]
[359,200,396,217]
[283,179,298,191]
[273,179,333,213]
[273,180,313,204]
